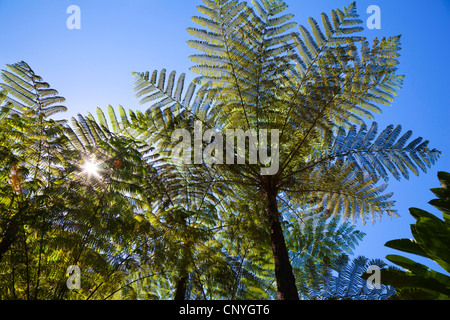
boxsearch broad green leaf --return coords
[385,239,429,259]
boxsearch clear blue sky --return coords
[0,0,449,273]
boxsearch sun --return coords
[82,158,101,178]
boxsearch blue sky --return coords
[0,0,449,273]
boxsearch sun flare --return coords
[82,159,100,177]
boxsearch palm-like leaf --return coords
[379,172,450,300]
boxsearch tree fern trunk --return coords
[0,220,19,263]
[265,189,299,300]
[174,275,189,300]
[174,242,191,300]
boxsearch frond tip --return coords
[327,122,442,181]
[0,61,67,117]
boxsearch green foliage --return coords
[186,0,439,225]
[305,254,396,300]
[286,213,367,297]
[70,80,238,300]
[380,171,450,300]
[0,62,149,299]
[0,0,442,300]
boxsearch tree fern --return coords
[71,98,242,300]
[0,62,146,300]
[184,0,440,299]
